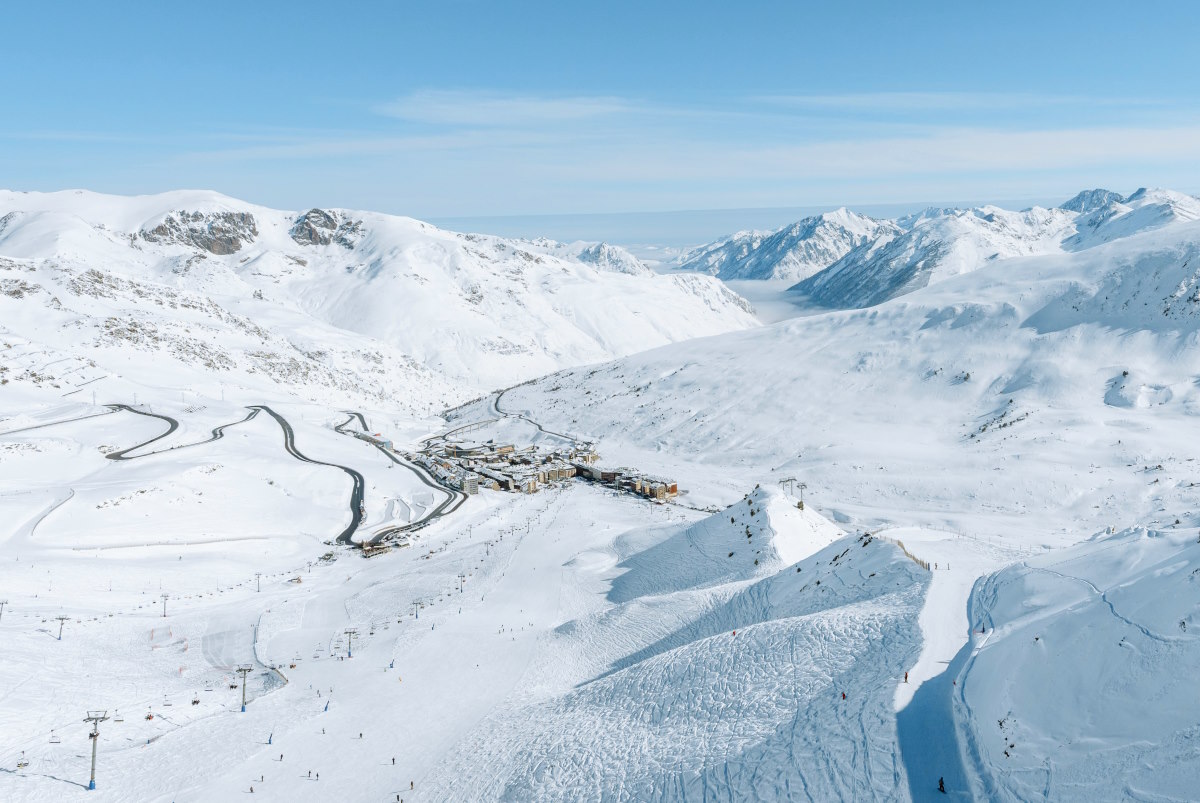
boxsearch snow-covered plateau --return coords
[2,187,1199,802]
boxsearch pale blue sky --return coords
[3,0,1199,221]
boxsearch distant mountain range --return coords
[676,188,1200,308]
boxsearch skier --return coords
[938,776,946,794]
[841,692,846,700]
[904,672,908,683]
[393,757,396,765]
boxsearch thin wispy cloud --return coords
[750,91,1171,112]
[374,90,635,127]
[17,88,1200,217]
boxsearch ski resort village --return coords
[411,429,678,500]
[4,5,1200,800]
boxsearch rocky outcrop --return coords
[290,208,363,249]
[141,211,258,255]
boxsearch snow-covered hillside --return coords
[957,525,1200,801]
[494,219,1200,796]
[0,190,755,411]
[678,207,896,281]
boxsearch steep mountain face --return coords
[0,190,756,409]
[679,208,895,281]
[787,188,1200,309]
[1058,188,1124,213]
[792,205,1076,308]
[1065,187,1200,250]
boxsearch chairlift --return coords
[191,696,200,706]
[163,697,173,707]
[49,731,61,744]
[17,751,29,769]
[113,711,124,723]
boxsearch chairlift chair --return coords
[49,731,61,744]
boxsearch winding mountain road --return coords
[492,389,583,445]
[250,405,364,545]
[335,411,467,545]
[101,403,364,545]
[104,405,263,460]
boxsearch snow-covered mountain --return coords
[0,190,755,411]
[1064,186,1200,250]
[792,203,1077,308]
[490,218,1200,797]
[678,207,896,281]
[671,187,1200,311]
[791,187,1200,309]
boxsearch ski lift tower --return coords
[0,599,7,622]
[55,615,70,640]
[344,628,358,659]
[236,665,253,712]
[797,482,807,510]
[84,710,109,790]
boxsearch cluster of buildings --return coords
[412,439,592,495]
[413,438,679,501]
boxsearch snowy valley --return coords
[2,186,1200,802]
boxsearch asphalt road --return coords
[336,411,466,546]
[103,403,364,544]
[251,406,364,545]
[492,389,583,445]
[103,404,181,459]
[104,405,261,460]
